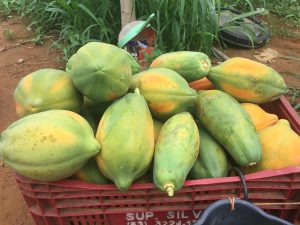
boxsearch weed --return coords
[3,29,17,41]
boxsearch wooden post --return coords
[120,0,136,28]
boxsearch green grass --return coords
[223,0,300,26]
[135,0,220,56]
[1,0,122,60]
[0,0,299,60]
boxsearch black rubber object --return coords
[229,167,248,201]
[219,8,269,48]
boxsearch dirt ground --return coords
[0,16,62,225]
[0,15,300,225]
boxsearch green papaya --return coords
[82,96,111,125]
[96,89,154,190]
[154,112,200,197]
[0,110,100,181]
[73,158,111,184]
[134,169,153,184]
[67,42,132,102]
[153,119,163,143]
[189,127,228,179]
[121,49,140,74]
[195,90,262,166]
[150,51,211,82]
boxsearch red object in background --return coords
[13,96,300,225]
[125,27,156,69]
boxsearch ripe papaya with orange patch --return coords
[0,110,100,181]
[243,119,300,173]
[207,57,288,103]
[130,68,197,119]
[241,103,278,130]
[14,69,83,117]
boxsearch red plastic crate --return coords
[14,96,300,225]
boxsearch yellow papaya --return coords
[153,112,200,197]
[14,69,83,117]
[96,89,154,190]
[130,68,197,119]
[241,103,278,130]
[207,57,288,103]
[243,119,300,173]
[0,110,100,181]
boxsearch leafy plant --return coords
[223,0,300,25]
[135,0,220,56]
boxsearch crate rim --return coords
[14,165,300,191]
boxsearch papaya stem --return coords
[134,88,140,95]
[248,162,256,166]
[164,184,174,197]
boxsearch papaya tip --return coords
[134,88,140,95]
[165,185,174,197]
[248,162,256,166]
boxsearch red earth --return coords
[0,15,300,225]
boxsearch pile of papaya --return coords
[1,42,299,197]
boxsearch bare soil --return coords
[0,15,62,225]
[0,15,299,225]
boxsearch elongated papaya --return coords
[189,127,228,179]
[130,68,197,119]
[154,112,200,197]
[189,77,214,90]
[96,89,154,190]
[150,51,211,82]
[207,57,288,103]
[153,119,163,143]
[196,90,262,166]
[0,110,100,181]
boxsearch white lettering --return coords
[126,213,135,221]
[192,210,202,219]
[136,212,145,220]
[167,211,175,219]
[145,212,154,220]
[181,211,188,219]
